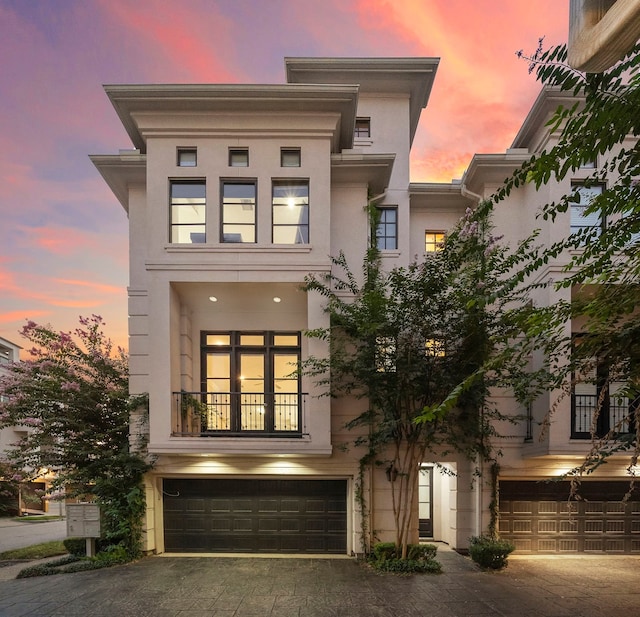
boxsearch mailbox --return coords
[66,503,101,538]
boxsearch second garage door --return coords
[163,478,347,554]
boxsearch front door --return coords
[419,466,433,538]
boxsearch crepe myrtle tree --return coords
[498,42,640,484]
[303,203,538,557]
[0,315,150,557]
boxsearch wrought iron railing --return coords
[172,391,305,436]
[572,393,632,437]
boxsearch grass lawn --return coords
[11,515,64,523]
[0,541,67,560]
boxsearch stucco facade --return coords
[93,58,638,555]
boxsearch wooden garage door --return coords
[163,478,347,553]
[499,480,640,553]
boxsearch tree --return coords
[496,43,640,479]
[303,204,536,557]
[0,315,150,556]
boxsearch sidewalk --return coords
[1,550,639,616]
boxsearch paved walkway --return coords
[1,549,639,616]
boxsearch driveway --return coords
[1,549,639,616]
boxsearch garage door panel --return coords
[500,480,640,554]
[163,478,347,553]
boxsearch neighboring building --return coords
[93,58,638,555]
[0,337,23,458]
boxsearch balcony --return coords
[172,391,306,437]
[571,393,634,438]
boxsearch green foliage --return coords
[0,315,151,557]
[468,535,515,570]
[370,542,441,574]
[303,200,538,555]
[499,43,640,473]
[63,537,86,556]
[15,551,128,578]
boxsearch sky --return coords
[0,0,569,353]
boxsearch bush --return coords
[468,535,515,570]
[369,542,441,574]
[63,538,86,556]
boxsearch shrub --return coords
[63,538,86,556]
[468,535,515,570]
[369,542,441,574]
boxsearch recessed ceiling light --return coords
[209,296,217,302]
[273,297,281,303]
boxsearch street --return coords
[0,518,67,553]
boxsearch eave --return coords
[89,153,147,213]
[331,153,395,194]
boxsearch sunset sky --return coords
[0,0,569,352]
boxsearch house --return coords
[92,58,638,555]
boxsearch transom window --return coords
[355,117,371,138]
[281,148,301,167]
[170,180,206,243]
[272,180,309,244]
[425,231,445,253]
[221,181,256,243]
[229,148,249,167]
[201,331,301,434]
[177,148,197,167]
[376,207,397,250]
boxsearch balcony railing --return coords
[572,393,633,437]
[172,391,306,437]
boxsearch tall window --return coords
[170,180,206,243]
[570,183,604,238]
[201,331,301,434]
[376,207,397,250]
[355,117,371,138]
[221,181,256,243]
[272,180,309,244]
[425,231,445,253]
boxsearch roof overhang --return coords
[90,153,146,213]
[409,182,474,209]
[462,152,532,197]
[103,84,359,153]
[331,153,395,194]
[285,57,439,145]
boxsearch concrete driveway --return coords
[1,548,639,616]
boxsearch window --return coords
[425,231,445,253]
[376,207,397,250]
[571,336,634,438]
[570,183,604,238]
[221,181,256,243]
[281,148,301,167]
[272,180,309,244]
[170,180,206,243]
[355,117,371,138]
[177,148,197,167]
[425,339,445,357]
[201,331,301,434]
[229,148,249,167]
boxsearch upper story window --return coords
[570,183,604,239]
[272,180,309,244]
[376,207,397,250]
[354,117,371,138]
[170,180,206,244]
[177,148,197,167]
[221,181,256,243]
[229,148,249,167]
[281,148,301,167]
[425,231,445,253]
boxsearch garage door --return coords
[499,480,640,553]
[163,478,347,553]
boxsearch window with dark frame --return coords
[221,181,256,243]
[170,180,206,244]
[376,207,397,250]
[201,331,302,434]
[281,148,301,167]
[354,117,371,138]
[229,148,249,167]
[272,180,309,244]
[177,148,197,167]
[425,231,445,253]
